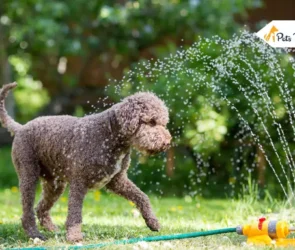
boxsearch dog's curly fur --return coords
[0,82,172,242]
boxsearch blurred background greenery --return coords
[0,0,295,198]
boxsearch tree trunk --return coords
[257,145,266,187]
[166,147,175,177]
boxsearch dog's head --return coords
[114,92,172,154]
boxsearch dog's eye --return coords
[149,119,156,126]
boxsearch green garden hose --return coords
[9,227,237,250]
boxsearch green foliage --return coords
[9,55,50,122]
[73,105,85,117]
[0,147,18,188]
[2,0,261,85]
[184,98,228,154]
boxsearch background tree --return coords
[3,0,260,117]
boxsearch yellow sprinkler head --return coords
[236,217,295,247]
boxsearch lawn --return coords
[1,186,295,250]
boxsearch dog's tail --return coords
[0,82,22,135]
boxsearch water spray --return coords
[10,217,295,249]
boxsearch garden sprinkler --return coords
[8,218,295,249]
[236,217,295,247]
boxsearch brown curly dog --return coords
[0,82,172,242]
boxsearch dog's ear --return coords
[115,99,140,136]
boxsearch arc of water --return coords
[235,59,295,189]
[185,40,290,198]
[210,35,295,196]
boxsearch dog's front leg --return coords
[66,180,88,242]
[106,156,160,231]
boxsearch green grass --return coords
[1,187,295,249]
[0,147,18,188]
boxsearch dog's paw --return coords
[67,234,83,243]
[146,218,161,231]
[29,233,47,241]
[66,225,83,242]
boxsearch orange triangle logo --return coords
[264,25,279,42]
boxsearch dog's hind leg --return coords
[12,147,45,240]
[36,179,66,231]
